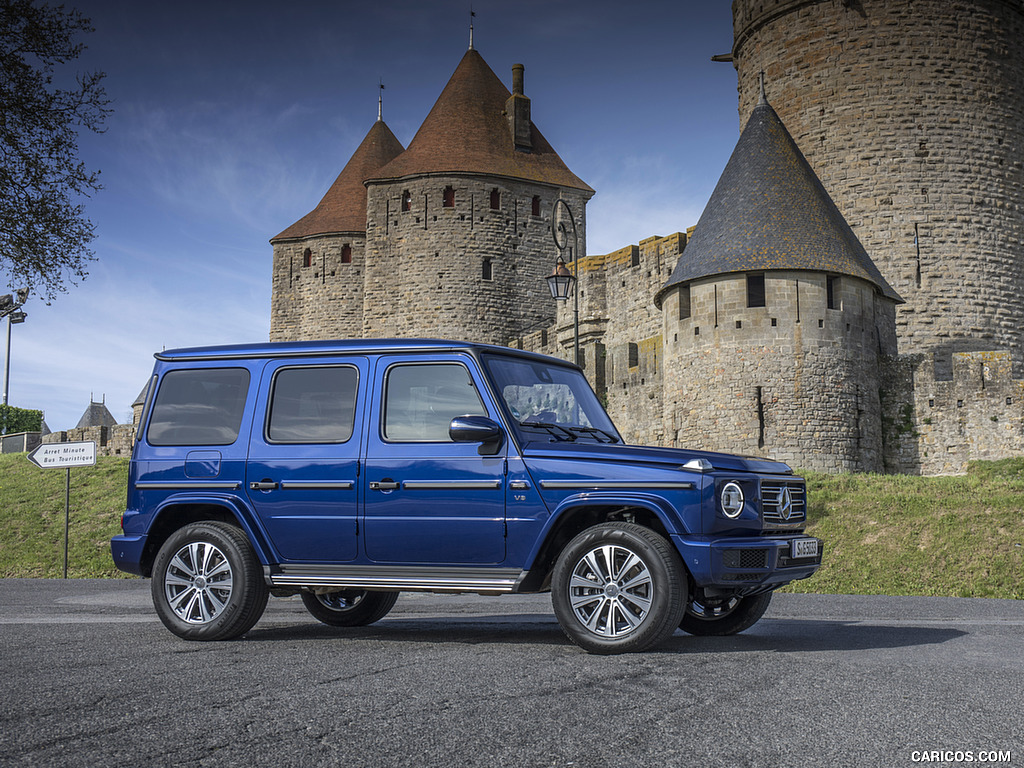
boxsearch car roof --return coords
[155,338,573,368]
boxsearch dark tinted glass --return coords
[267,366,358,443]
[148,368,250,446]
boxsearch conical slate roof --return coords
[656,92,901,306]
[367,49,593,193]
[76,399,118,429]
[272,119,405,242]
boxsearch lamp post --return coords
[1,288,29,434]
[546,199,580,366]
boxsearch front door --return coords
[246,358,367,563]
[362,356,506,564]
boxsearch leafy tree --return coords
[0,403,43,433]
[0,0,110,301]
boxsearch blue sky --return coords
[7,0,740,430]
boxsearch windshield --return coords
[482,354,620,444]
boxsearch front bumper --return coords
[110,534,147,576]
[671,534,823,588]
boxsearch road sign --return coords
[27,441,97,469]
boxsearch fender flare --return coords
[522,490,690,571]
[148,492,277,567]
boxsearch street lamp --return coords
[547,199,580,366]
[2,288,29,433]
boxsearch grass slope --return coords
[0,452,1021,597]
[0,453,130,578]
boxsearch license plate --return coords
[791,538,819,559]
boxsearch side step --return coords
[267,564,526,595]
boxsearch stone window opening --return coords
[747,273,766,308]
[341,244,352,264]
[678,285,691,320]
[482,258,493,281]
[302,248,313,268]
[630,246,640,268]
[827,275,840,310]
[756,386,765,449]
[489,188,500,210]
[531,195,541,216]
[627,342,639,369]
[443,186,455,208]
[401,190,412,212]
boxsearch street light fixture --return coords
[548,199,580,367]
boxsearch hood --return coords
[521,441,794,476]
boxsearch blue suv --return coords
[112,339,821,654]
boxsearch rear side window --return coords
[384,363,486,442]
[147,368,250,446]
[267,366,358,443]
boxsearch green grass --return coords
[784,458,1024,599]
[1,451,1022,597]
[0,453,130,578]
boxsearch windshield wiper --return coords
[567,425,620,444]
[518,421,577,442]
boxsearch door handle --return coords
[249,481,279,491]
[369,480,400,491]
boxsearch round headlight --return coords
[720,482,745,518]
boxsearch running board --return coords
[267,565,525,594]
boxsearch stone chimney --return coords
[505,63,532,152]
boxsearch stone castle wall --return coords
[732,0,1024,368]
[363,177,588,345]
[43,425,135,458]
[882,350,1024,474]
[660,270,897,472]
[270,233,366,341]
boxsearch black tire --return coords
[300,590,399,627]
[151,521,269,641]
[551,523,688,654]
[679,591,772,636]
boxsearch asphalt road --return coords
[0,579,1021,768]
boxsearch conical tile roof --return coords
[272,119,404,242]
[367,49,593,193]
[656,93,901,306]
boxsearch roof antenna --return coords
[378,78,384,122]
[469,5,475,50]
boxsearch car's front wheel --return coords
[551,523,688,654]
[151,521,269,641]
[679,591,772,636]
[300,590,398,627]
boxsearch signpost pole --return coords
[64,468,71,579]
[26,441,97,578]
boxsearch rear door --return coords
[246,357,367,562]
[362,355,506,564]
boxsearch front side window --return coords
[383,363,487,442]
[148,368,250,446]
[267,366,358,443]
[483,354,620,444]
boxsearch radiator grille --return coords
[761,482,806,524]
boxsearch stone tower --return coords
[729,0,1024,373]
[270,119,404,341]
[360,48,594,344]
[656,87,901,473]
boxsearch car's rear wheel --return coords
[679,591,772,636]
[551,523,688,654]
[301,590,398,627]
[151,521,268,641]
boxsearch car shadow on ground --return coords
[241,614,966,654]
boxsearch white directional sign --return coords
[27,441,97,469]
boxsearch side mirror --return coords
[449,415,505,456]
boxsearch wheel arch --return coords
[139,496,273,577]
[517,496,684,593]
